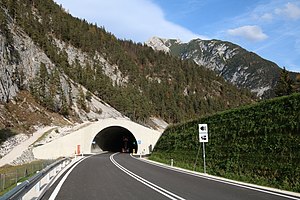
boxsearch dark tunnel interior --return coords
[92,126,138,153]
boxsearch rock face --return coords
[0,11,124,123]
[146,37,297,98]
[0,21,56,103]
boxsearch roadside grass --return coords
[150,153,276,191]
[0,160,54,196]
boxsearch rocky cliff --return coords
[0,7,124,129]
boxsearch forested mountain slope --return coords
[147,37,299,98]
[0,0,253,134]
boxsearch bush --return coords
[0,129,16,145]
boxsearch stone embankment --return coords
[0,123,93,166]
[0,134,29,158]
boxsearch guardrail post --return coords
[49,169,52,180]
[36,181,41,192]
[47,173,50,182]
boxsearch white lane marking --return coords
[110,153,185,200]
[49,156,91,200]
[132,155,300,200]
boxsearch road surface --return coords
[42,153,300,200]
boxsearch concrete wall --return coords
[33,118,162,159]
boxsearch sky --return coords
[53,0,300,72]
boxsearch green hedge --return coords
[151,93,300,192]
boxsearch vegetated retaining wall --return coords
[150,93,300,192]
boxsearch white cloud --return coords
[53,0,205,42]
[261,13,273,21]
[227,25,268,42]
[275,2,300,20]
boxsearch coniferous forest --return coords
[0,0,253,123]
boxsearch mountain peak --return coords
[145,36,182,53]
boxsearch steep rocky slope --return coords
[0,23,124,120]
[0,6,126,147]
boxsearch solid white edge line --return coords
[131,155,300,200]
[111,155,184,200]
[110,153,184,200]
[110,153,185,200]
[48,156,91,200]
[110,156,178,200]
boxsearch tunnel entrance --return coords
[91,126,138,153]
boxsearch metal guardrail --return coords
[0,158,70,200]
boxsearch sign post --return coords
[199,124,208,174]
[202,142,206,174]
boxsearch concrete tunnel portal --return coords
[91,126,138,153]
[33,118,162,159]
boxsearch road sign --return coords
[138,140,142,144]
[199,124,208,143]
[199,133,208,142]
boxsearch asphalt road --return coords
[44,153,300,200]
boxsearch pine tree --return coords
[77,86,88,112]
[38,63,49,105]
[293,74,300,93]
[59,92,69,116]
[86,91,92,102]
[275,67,294,97]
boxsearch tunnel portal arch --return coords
[91,126,138,153]
[33,118,162,159]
